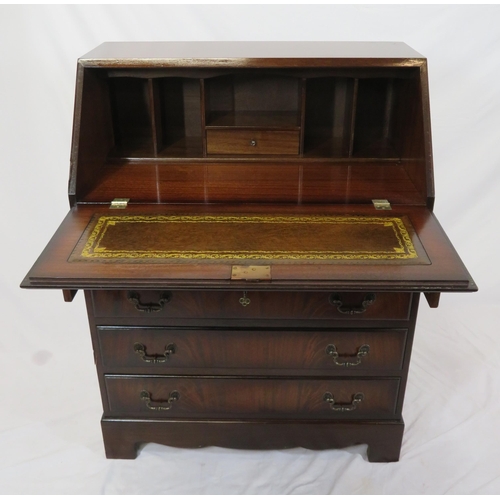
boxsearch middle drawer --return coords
[97,327,407,372]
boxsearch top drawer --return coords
[91,290,412,321]
[206,129,300,155]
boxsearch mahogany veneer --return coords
[22,42,476,462]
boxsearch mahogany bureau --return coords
[22,42,476,462]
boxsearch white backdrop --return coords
[1,4,499,494]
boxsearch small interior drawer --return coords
[206,129,300,155]
[91,290,412,321]
[97,327,408,373]
[104,376,400,420]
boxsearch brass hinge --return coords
[231,265,271,281]
[110,198,130,209]
[372,199,392,210]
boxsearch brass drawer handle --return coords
[329,293,376,315]
[323,392,364,412]
[134,342,176,363]
[249,139,257,147]
[325,344,370,367]
[127,291,171,312]
[140,390,179,411]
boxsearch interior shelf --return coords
[352,78,401,159]
[97,68,423,184]
[205,111,301,129]
[108,76,203,159]
[303,77,354,158]
[109,77,155,157]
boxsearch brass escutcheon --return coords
[239,291,251,307]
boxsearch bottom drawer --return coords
[105,376,400,420]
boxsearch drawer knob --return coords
[329,293,376,315]
[134,342,176,363]
[140,390,179,411]
[326,344,370,367]
[239,291,251,307]
[128,291,171,313]
[249,139,257,147]
[323,392,364,412]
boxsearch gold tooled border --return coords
[80,215,418,260]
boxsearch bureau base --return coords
[101,417,404,463]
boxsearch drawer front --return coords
[206,129,300,155]
[98,327,407,372]
[92,291,412,321]
[105,376,400,419]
